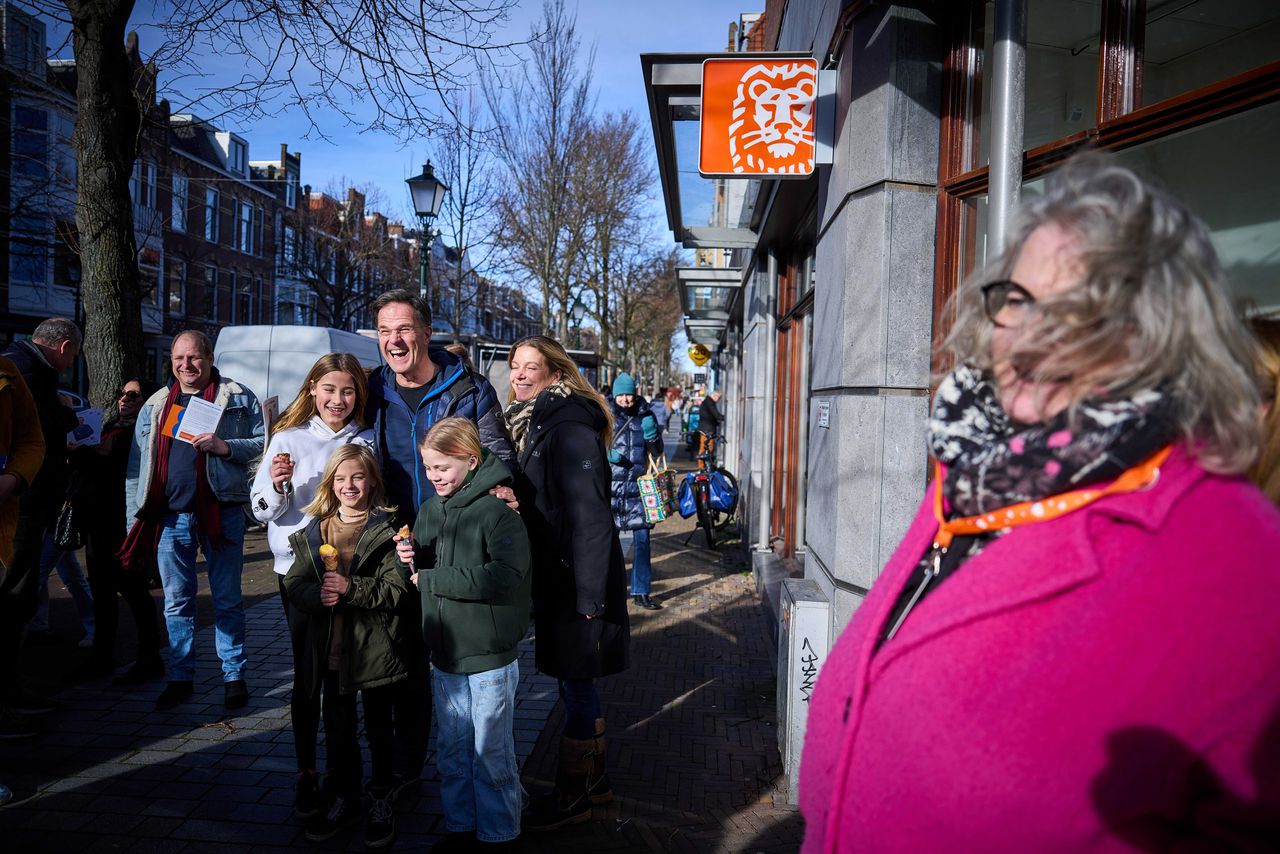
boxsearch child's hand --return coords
[320,570,349,606]
[410,571,419,588]
[395,536,415,567]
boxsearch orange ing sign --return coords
[699,57,818,178]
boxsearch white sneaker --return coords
[77,635,95,649]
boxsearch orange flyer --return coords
[161,404,186,440]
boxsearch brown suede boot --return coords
[522,735,595,832]
[587,718,612,804]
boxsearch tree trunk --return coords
[68,0,144,410]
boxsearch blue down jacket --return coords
[365,346,515,521]
[609,395,663,531]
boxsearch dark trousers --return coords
[280,580,322,773]
[559,678,601,739]
[392,655,432,780]
[319,669,398,797]
[86,510,159,666]
[390,593,430,780]
[0,515,47,702]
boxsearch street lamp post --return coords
[569,298,586,349]
[406,161,449,302]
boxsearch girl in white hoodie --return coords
[250,352,374,819]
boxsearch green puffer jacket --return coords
[412,449,532,675]
[283,509,412,695]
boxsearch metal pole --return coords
[418,219,430,301]
[989,0,1026,255]
[756,250,778,553]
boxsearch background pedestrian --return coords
[607,373,664,610]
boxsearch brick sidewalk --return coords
[515,511,804,853]
[0,460,804,851]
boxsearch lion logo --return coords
[727,62,816,175]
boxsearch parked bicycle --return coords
[679,434,738,549]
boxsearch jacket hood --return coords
[305,414,367,440]
[441,449,512,509]
[535,391,607,436]
[610,394,651,418]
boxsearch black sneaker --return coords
[155,680,193,711]
[294,770,322,819]
[224,679,249,709]
[305,793,362,842]
[363,785,395,849]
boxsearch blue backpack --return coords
[677,473,697,518]
[708,470,738,513]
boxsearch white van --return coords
[213,325,384,407]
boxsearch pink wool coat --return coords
[799,447,1280,852]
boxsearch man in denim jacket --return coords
[125,330,264,711]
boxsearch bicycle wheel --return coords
[711,467,738,530]
[695,483,717,549]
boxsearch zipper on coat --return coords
[883,544,946,642]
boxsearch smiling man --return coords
[123,329,264,712]
[364,288,515,795]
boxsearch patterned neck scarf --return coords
[929,363,1178,517]
[504,378,572,456]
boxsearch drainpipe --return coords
[756,249,778,553]
[989,0,1026,254]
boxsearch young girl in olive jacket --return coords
[396,417,532,848]
[283,443,409,850]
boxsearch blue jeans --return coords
[628,527,652,596]
[433,660,522,843]
[158,509,246,682]
[31,534,95,637]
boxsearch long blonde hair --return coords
[509,335,613,447]
[301,444,395,519]
[273,353,370,435]
[1249,317,1280,505]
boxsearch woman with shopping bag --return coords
[607,374,665,610]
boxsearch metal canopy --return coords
[677,266,743,322]
[641,53,782,251]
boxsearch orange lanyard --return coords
[932,444,1173,551]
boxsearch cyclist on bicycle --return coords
[696,390,723,460]
[607,374,665,610]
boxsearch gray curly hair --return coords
[943,151,1259,473]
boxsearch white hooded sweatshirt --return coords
[250,415,375,575]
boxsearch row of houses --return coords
[1,4,539,388]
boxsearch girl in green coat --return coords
[396,417,531,848]
[283,444,409,849]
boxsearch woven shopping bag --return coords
[637,454,678,523]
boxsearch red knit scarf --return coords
[118,372,225,571]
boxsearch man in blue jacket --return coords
[365,288,516,798]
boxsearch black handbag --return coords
[53,499,84,551]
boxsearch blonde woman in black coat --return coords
[504,336,629,833]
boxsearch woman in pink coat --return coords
[799,153,1280,852]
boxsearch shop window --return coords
[1140,4,1280,110]
[1111,99,1280,312]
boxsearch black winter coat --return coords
[515,391,629,681]
[282,510,412,696]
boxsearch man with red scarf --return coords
[124,330,264,711]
